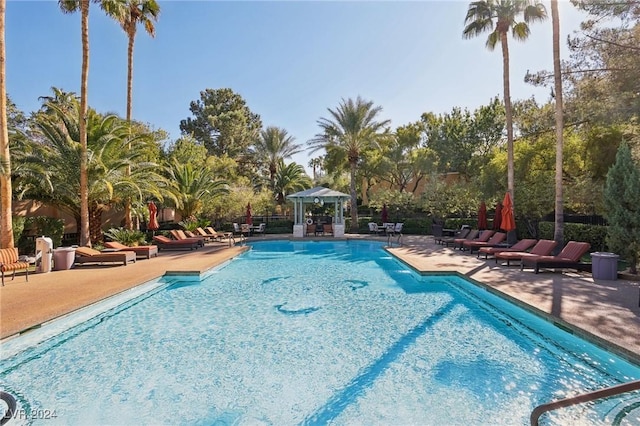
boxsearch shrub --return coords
[17,216,65,254]
[103,228,148,246]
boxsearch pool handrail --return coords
[530,379,640,425]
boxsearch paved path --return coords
[1,235,639,363]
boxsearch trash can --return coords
[35,236,53,273]
[591,252,619,280]
[53,247,76,271]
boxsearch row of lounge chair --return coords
[436,228,592,274]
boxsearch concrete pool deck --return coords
[1,234,639,363]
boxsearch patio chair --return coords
[0,247,30,286]
[477,239,537,260]
[463,232,505,254]
[240,224,251,237]
[444,229,479,248]
[495,239,558,266]
[104,241,158,259]
[152,235,200,251]
[323,223,333,236]
[306,223,315,236]
[432,224,444,244]
[206,227,233,241]
[368,222,380,234]
[74,247,136,266]
[456,229,494,250]
[254,223,267,237]
[170,229,205,247]
[521,241,592,274]
[440,227,471,246]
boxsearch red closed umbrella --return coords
[148,201,159,233]
[381,204,389,223]
[501,192,515,232]
[478,201,488,230]
[493,202,502,231]
[246,202,253,225]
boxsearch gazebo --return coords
[286,186,350,238]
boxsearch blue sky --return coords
[6,1,586,169]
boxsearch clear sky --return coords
[6,1,587,169]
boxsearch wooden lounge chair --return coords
[104,241,158,259]
[323,223,333,236]
[75,247,136,266]
[206,227,232,240]
[170,230,205,247]
[152,235,200,251]
[447,229,480,249]
[457,229,495,250]
[495,239,558,266]
[0,247,30,286]
[478,238,537,259]
[306,223,315,236]
[521,241,592,274]
[463,232,506,254]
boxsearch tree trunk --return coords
[500,33,515,210]
[349,160,358,233]
[0,0,13,249]
[552,0,565,253]
[123,30,136,230]
[89,203,104,244]
[79,0,91,247]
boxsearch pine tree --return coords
[604,142,640,274]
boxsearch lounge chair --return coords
[521,241,592,274]
[495,239,558,266]
[185,230,212,243]
[152,235,200,251]
[440,227,471,246]
[170,229,205,247]
[75,247,136,266]
[463,232,506,254]
[478,238,537,259]
[195,227,219,241]
[445,229,479,248]
[103,241,158,259]
[0,247,30,286]
[457,229,494,250]
[323,223,333,236]
[206,227,233,240]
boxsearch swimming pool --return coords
[1,240,639,425]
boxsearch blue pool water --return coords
[1,240,639,425]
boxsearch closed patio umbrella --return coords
[148,201,159,234]
[501,192,515,232]
[381,204,388,223]
[478,201,488,230]
[493,202,502,231]
[246,203,253,225]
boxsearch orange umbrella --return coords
[478,201,488,230]
[147,201,159,232]
[246,202,253,225]
[501,192,515,232]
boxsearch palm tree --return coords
[309,97,390,233]
[0,0,13,248]
[253,126,302,191]
[101,0,159,230]
[551,0,564,252]
[165,159,229,218]
[273,160,312,205]
[463,0,547,206]
[59,0,91,247]
[308,157,323,182]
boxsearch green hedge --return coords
[538,222,608,252]
[17,216,65,255]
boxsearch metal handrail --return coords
[530,379,640,425]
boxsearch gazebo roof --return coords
[286,186,349,201]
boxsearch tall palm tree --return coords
[59,0,91,247]
[101,0,159,230]
[273,160,312,205]
[309,97,390,233]
[253,126,302,191]
[551,0,564,252]
[463,0,547,206]
[0,0,13,248]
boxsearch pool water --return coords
[1,240,639,425]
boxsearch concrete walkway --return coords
[1,235,639,363]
